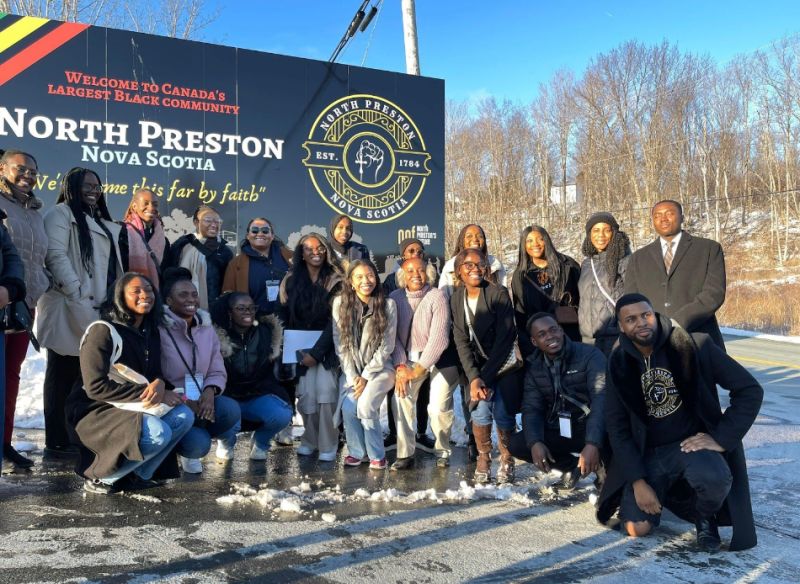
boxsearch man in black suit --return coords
[625,200,726,349]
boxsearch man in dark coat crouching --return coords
[596,293,762,551]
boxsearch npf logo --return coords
[302,94,431,224]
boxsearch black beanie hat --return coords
[399,237,424,255]
[585,212,620,236]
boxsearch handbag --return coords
[463,295,522,379]
[79,321,174,417]
[0,300,40,351]
[524,273,578,325]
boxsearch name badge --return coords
[266,280,281,302]
[185,373,204,400]
[558,411,572,439]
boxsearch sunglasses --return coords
[249,226,272,235]
[303,246,327,254]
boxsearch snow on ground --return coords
[215,475,585,522]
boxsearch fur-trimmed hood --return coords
[215,313,283,361]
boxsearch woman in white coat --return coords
[332,259,396,470]
[37,167,123,457]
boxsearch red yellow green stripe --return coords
[0,21,89,86]
[0,16,49,54]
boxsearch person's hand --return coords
[632,479,662,515]
[531,442,554,473]
[353,376,367,398]
[578,443,600,476]
[0,286,9,310]
[198,387,216,421]
[469,378,489,401]
[140,379,165,407]
[299,351,318,368]
[161,389,183,407]
[680,432,724,453]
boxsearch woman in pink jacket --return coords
[159,267,239,474]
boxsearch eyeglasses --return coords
[201,217,222,225]
[249,226,272,235]
[303,246,327,254]
[232,305,257,313]
[462,261,485,271]
[81,184,103,193]
[9,164,37,178]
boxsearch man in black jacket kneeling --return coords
[509,312,607,489]
[596,293,763,551]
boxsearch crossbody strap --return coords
[590,258,616,307]
[80,320,123,364]
[463,294,488,360]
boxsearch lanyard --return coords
[165,326,199,382]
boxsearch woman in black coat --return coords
[66,273,195,494]
[451,249,522,485]
[210,292,293,461]
[511,225,580,354]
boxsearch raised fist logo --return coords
[354,139,384,182]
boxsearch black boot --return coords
[695,517,722,551]
[467,433,478,462]
[3,444,34,468]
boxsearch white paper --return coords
[267,284,280,302]
[283,329,323,364]
[184,373,203,400]
[559,415,572,439]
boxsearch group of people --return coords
[0,147,763,552]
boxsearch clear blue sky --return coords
[209,1,800,104]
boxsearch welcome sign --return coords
[0,13,445,271]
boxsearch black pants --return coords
[44,349,81,449]
[508,423,590,472]
[387,376,431,436]
[619,441,733,526]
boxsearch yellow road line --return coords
[729,354,800,370]
[0,16,48,54]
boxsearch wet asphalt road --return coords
[1,333,799,583]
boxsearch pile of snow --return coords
[216,478,583,517]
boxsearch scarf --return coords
[179,233,209,309]
[124,211,166,287]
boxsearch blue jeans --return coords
[177,395,240,458]
[102,404,195,484]
[470,387,515,431]
[342,392,385,460]
[217,394,293,450]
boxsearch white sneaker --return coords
[180,456,203,474]
[296,444,315,456]
[215,441,234,461]
[273,426,295,446]
[318,450,337,462]
[250,444,268,460]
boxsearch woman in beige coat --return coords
[36,167,123,456]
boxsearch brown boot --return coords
[495,428,515,484]
[472,423,493,483]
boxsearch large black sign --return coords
[0,13,445,272]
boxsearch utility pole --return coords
[401,0,420,75]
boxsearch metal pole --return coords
[401,0,420,75]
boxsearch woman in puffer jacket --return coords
[577,212,631,356]
[211,292,293,462]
